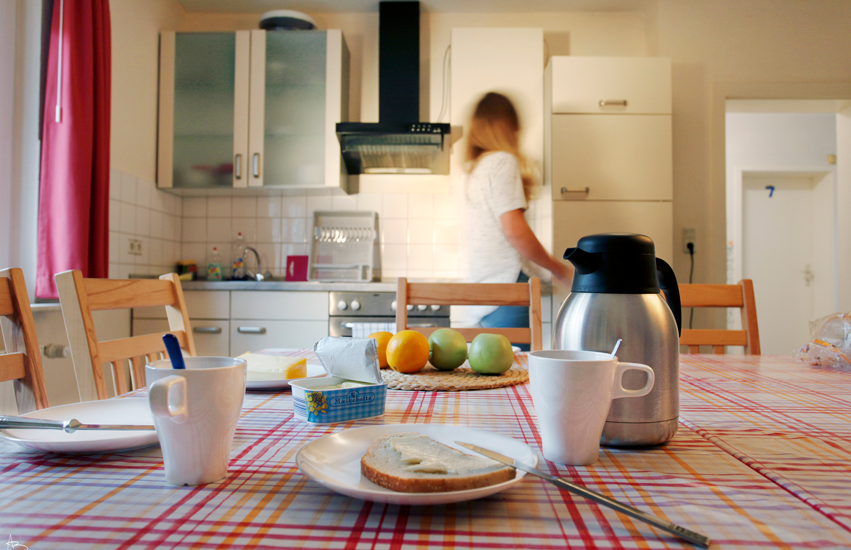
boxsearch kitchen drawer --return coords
[230,291,328,321]
[230,320,328,356]
[132,319,230,357]
[134,290,230,320]
[552,200,673,303]
[549,57,671,114]
[551,114,672,201]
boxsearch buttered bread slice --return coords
[237,352,307,381]
[361,433,515,493]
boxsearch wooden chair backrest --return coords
[395,277,543,351]
[0,268,49,412]
[56,271,196,401]
[679,279,761,354]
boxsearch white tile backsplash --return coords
[382,194,408,219]
[408,219,434,244]
[382,218,407,244]
[120,172,136,204]
[256,217,282,243]
[183,197,207,218]
[207,197,232,217]
[232,197,257,217]
[135,206,150,237]
[258,196,282,218]
[408,194,434,219]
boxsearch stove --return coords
[328,291,450,337]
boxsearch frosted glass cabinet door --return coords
[249,31,327,188]
[169,33,240,189]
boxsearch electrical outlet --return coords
[128,238,143,256]
[682,228,696,254]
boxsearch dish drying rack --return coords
[308,211,378,282]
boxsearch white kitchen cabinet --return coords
[158,30,349,195]
[134,290,229,320]
[133,319,230,358]
[230,291,328,321]
[551,115,672,201]
[230,320,328,356]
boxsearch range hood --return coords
[336,1,450,175]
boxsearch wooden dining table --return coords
[1,352,850,549]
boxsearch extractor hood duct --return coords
[336,1,450,175]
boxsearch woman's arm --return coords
[499,209,573,287]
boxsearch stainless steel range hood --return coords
[336,1,450,175]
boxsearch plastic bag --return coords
[795,312,851,371]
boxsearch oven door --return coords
[329,316,449,338]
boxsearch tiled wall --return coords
[108,169,183,279]
[179,192,461,280]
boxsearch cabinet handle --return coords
[252,153,260,178]
[561,187,590,195]
[234,154,242,179]
[193,327,222,334]
[238,326,266,334]
[599,99,628,107]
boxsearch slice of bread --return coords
[361,432,515,493]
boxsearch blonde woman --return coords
[457,92,572,340]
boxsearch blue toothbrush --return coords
[162,334,186,369]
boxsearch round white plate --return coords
[295,424,537,505]
[0,398,158,454]
[245,363,327,390]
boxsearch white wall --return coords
[0,1,15,269]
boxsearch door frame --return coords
[730,165,838,316]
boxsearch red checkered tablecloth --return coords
[1,352,850,549]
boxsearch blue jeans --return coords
[479,272,530,351]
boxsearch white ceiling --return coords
[175,0,654,14]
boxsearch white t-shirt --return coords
[455,151,528,326]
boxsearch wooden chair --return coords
[396,277,543,351]
[56,271,196,401]
[679,279,761,354]
[0,268,49,413]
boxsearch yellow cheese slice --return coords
[237,353,308,381]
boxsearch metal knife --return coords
[0,416,155,433]
[457,441,711,549]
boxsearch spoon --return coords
[610,339,622,358]
[162,334,186,369]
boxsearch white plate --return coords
[295,424,537,505]
[245,363,327,390]
[0,398,158,454]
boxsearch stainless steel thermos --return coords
[553,234,682,447]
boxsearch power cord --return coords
[687,242,695,329]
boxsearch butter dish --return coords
[291,337,387,424]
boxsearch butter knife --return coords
[457,441,710,549]
[0,416,155,433]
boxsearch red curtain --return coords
[36,0,111,298]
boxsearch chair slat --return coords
[130,357,145,392]
[111,360,129,395]
[407,283,530,306]
[0,278,14,316]
[0,353,26,382]
[681,329,748,347]
[411,327,532,344]
[98,331,187,364]
[680,284,744,308]
[84,279,177,311]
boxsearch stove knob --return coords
[430,305,441,312]
[406,304,414,311]
[337,300,348,311]
[351,300,361,311]
[391,300,397,311]
[417,305,428,311]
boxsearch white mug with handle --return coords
[146,356,246,486]
[528,350,655,465]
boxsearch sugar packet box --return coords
[291,337,387,424]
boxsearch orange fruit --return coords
[368,331,393,368]
[386,330,430,374]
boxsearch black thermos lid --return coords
[564,233,660,294]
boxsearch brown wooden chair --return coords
[679,279,761,354]
[0,268,49,413]
[396,277,543,351]
[56,271,196,401]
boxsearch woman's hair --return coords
[465,92,536,201]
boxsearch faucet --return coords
[243,246,268,281]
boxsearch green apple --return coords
[468,333,514,375]
[428,328,468,371]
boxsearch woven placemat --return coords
[381,365,528,392]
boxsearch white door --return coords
[742,172,834,354]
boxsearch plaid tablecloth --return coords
[1,353,850,549]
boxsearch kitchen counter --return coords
[180,279,554,294]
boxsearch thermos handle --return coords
[656,258,682,336]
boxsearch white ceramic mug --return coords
[528,350,655,466]
[146,357,247,486]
